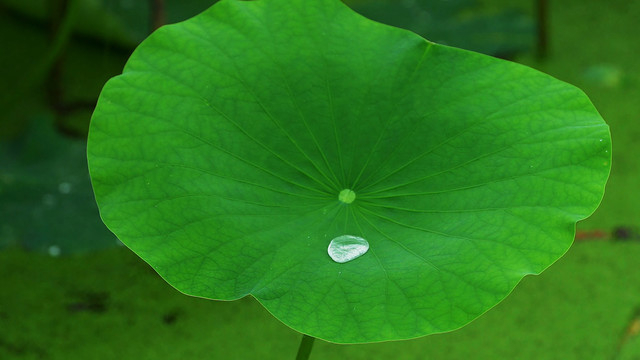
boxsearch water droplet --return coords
[328,235,369,263]
[48,245,61,257]
[58,182,72,194]
[338,189,356,204]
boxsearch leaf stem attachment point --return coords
[338,189,356,204]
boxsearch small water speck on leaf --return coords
[58,182,72,194]
[48,245,61,257]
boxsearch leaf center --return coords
[338,189,356,204]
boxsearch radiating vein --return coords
[108,95,328,196]
[356,206,440,271]
[199,15,344,191]
[165,26,338,193]
[359,145,510,196]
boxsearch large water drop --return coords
[328,235,369,263]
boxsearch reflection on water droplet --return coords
[58,182,72,194]
[328,235,369,263]
[48,245,61,257]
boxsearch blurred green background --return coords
[1,0,638,359]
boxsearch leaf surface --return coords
[0,116,116,254]
[88,0,610,343]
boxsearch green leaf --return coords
[0,115,117,254]
[344,0,535,56]
[87,0,611,343]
